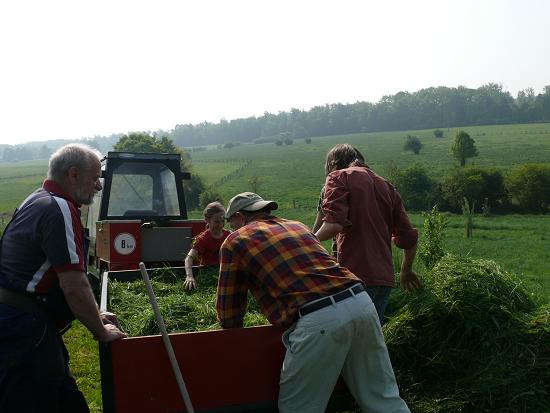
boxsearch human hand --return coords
[95,323,127,342]
[100,311,121,328]
[183,276,197,291]
[400,270,422,292]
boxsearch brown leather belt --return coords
[0,286,48,319]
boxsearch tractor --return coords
[86,151,353,413]
[85,151,206,274]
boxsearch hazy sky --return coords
[1,0,549,145]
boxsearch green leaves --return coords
[451,130,478,167]
[507,164,550,213]
[403,134,423,155]
[418,206,448,270]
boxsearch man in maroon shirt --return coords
[315,144,421,322]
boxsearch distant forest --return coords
[2,83,550,161]
[170,83,550,147]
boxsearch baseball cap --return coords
[225,192,278,219]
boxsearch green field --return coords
[2,123,549,297]
[186,123,550,302]
[2,122,550,412]
[190,123,550,211]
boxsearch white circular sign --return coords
[114,232,136,255]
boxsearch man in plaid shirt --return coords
[216,192,409,413]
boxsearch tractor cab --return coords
[86,151,206,274]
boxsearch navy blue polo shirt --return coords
[0,180,86,334]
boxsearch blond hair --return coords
[203,201,225,220]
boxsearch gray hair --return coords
[47,143,102,183]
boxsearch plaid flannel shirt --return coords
[216,216,361,329]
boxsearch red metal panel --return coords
[110,325,285,413]
[108,222,142,265]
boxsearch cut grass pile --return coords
[385,254,550,412]
[107,267,268,336]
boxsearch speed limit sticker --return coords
[114,232,136,255]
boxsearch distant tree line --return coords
[0,135,121,163]
[3,83,550,161]
[170,83,550,147]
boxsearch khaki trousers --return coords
[278,289,409,413]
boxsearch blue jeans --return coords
[0,315,89,413]
[365,286,392,324]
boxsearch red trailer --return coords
[87,152,353,413]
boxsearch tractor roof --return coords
[106,152,181,161]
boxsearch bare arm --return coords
[315,221,343,242]
[399,243,421,291]
[58,270,126,342]
[312,211,324,233]
[184,249,198,290]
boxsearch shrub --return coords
[417,206,448,270]
[403,135,423,154]
[274,140,283,146]
[507,164,550,213]
[199,189,224,209]
[391,163,437,211]
[284,138,294,145]
[305,137,312,144]
[441,166,508,213]
[433,129,444,138]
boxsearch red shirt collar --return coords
[42,180,80,207]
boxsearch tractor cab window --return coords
[107,162,181,218]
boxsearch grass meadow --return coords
[189,123,550,302]
[2,122,550,411]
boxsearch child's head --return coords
[203,201,225,232]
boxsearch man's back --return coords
[323,166,417,286]
[216,216,359,328]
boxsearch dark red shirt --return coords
[193,229,231,266]
[322,166,418,287]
